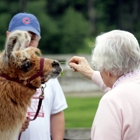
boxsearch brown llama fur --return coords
[0,30,62,140]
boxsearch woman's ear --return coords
[6,31,10,37]
[107,72,112,77]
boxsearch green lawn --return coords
[64,96,102,128]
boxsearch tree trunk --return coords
[19,0,27,12]
[88,0,95,35]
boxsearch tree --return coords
[19,0,28,12]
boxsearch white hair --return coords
[92,30,140,76]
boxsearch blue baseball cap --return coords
[8,13,41,37]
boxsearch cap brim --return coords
[10,26,41,37]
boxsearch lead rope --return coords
[18,85,46,140]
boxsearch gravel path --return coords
[65,90,104,97]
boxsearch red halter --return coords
[0,58,45,89]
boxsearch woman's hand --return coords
[68,56,94,80]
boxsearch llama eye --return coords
[21,61,32,72]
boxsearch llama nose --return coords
[52,60,60,68]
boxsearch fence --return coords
[43,54,101,93]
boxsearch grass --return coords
[64,96,102,128]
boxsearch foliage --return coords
[58,8,89,54]
[0,0,140,53]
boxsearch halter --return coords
[0,58,45,89]
[0,57,46,140]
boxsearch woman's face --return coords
[100,69,120,88]
[100,70,112,88]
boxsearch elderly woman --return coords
[68,30,140,140]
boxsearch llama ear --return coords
[2,35,18,68]
[4,32,19,58]
[2,31,31,67]
[3,30,31,61]
[21,59,32,72]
